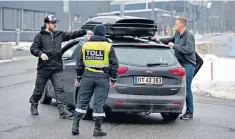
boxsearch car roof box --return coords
[81,16,157,37]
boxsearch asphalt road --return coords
[1,55,235,139]
[13,49,31,58]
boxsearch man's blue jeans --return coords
[183,64,195,114]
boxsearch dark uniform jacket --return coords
[160,30,196,66]
[76,35,119,82]
[30,26,87,70]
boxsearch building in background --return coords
[0,1,111,41]
[98,0,228,35]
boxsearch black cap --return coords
[44,15,59,23]
[94,24,106,36]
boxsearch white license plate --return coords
[134,76,163,85]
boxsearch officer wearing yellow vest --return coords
[72,24,119,137]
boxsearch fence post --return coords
[16,28,20,46]
[211,61,213,80]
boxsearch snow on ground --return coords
[9,41,69,51]
[192,54,235,100]
[0,59,13,63]
[11,42,32,51]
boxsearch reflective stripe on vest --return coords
[82,41,111,72]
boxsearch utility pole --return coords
[120,2,124,17]
[220,0,224,33]
[151,0,155,20]
[63,0,71,31]
[193,0,196,34]
[201,0,203,34]
[171,0,174,26]
[184,0,186,17]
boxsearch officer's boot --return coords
[58,104,73,119]
[72,114,83,135]
[30,103,38,115]
[93,118,107,137]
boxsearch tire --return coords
[161,113,179,121]
[40,83,52,104]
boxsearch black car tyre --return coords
[161,113,179,121]
[40,83,52,104]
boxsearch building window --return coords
[23,10,34,31]
[23,11,55,31]
[34,11,45,31]
[2,7,21,31]
[1,8,56,31]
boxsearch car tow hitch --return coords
[142,103,154,115]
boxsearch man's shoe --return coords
[93,128,107,137]
[93,119,107,137]
[58,104,73,119]
[180,112,193,120]
[30,103,38,115]
[72,116,80,135]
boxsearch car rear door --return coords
[61,39,83,104]
[114,45,185,96]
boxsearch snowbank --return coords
[11,41,68,52]
[12,42,32,51]
[0,59,13,63]
[192,54,235,100]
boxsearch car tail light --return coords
[113,100,125,104]
[172,102,182,105]
[118,67,128,74]
[169,67,186,77]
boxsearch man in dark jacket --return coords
[71,24,119,136]
[29,15,88,119]
[154,17,196,120]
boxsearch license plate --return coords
[134,76,163,85]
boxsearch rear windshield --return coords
[114,46,176,66]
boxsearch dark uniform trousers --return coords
[29,68,65,105]
[75,76,109,118]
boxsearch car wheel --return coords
[40,83,52,104]
[161,113,179,121]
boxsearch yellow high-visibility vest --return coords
[82,41,111,72]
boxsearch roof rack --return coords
[81,16,157,37]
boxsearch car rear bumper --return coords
[105,87,185,114]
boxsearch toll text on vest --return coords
[85,50,105,60]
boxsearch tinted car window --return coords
[62,44,79,58]
[114,46,176,66]
[71,38,90,59]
